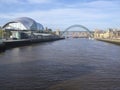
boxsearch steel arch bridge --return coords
[61,24,94,38]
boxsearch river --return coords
[0,38,120,90]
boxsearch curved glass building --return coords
[2,17,45,39]
[2,17,44,31]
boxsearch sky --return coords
[0,0,120,31]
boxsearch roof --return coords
[2,17,44,31]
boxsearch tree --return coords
[0,30,4,39]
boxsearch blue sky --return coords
[0,0,120,31]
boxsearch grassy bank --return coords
[96,38,120,45]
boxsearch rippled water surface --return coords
[0,38,120,90]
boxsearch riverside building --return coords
[1,17,56,40]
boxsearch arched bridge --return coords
[61,24,94,38]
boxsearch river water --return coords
[0,38,120,90]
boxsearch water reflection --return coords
[0,38,120,90]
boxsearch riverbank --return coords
[96,38,120,45]
[0,37,65,52]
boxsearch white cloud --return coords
[0,7,114,30]
[0,0,120,30]
[66,0,120,9]
[0,0,24,4]
[84,0,119,7]
[27,0,53,4]
[0,0,53,4]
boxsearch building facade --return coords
[64,31,90,38]
[94,28,120,39]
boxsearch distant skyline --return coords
[0,0,120,31]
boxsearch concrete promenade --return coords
[0,37,65,52]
